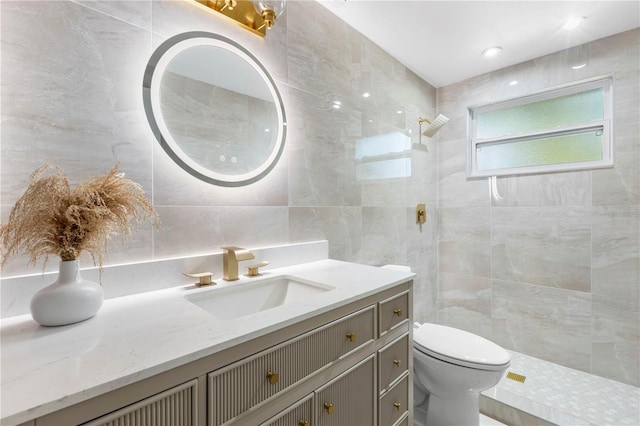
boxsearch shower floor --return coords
[480,350,640,425]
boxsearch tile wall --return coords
[0,1,438,321]
[1,0,637,387]
[436,28,639,386]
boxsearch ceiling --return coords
[316,1,640,87]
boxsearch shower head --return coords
[418,114,449,138]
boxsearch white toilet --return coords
[413,322,511,426]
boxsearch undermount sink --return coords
[184,275,335,320]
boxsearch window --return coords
[467,76,613,178]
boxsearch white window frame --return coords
[467,75,614,179]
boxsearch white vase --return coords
[30,260,104,326]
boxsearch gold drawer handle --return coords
[393,402,402,411]
[299,421,310,426]
[346,332,357,342]
[266,371,279,385]
[324,402,334,414]
[393,359,402,367]
[393,308,403,317]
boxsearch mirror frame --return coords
[143,31,287,187]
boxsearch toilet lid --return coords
[414,323,510,371]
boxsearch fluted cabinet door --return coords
[82,380,198,426]
[261,394,314,426]
[315,355,376,426]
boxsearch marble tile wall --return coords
[0,1,438,322]
[436,29,640,386]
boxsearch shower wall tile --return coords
[407,206,438,324]
[592,141,640,206]
[491,207,591,292]
[591,206,640,303]
[492,279,592,373]
[437,138,489,208]
[360,207,407,267]
[436,30,638,384]
[491,171,592,207]
[438,207,491,278]
[437,272,492,339]
[288,207,362,263]
[361,179,408,207]
[592,30,640,206]
[408,147,438,205]
[591,295,640,387]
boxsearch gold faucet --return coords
[222,246,255,281]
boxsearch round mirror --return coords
[143,32,286,187]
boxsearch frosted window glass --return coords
[477,88,604,139]
[477,130,603,171]
[468,76,612,178]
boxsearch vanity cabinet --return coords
[82,380,199,426]
[208,307,375,425]
[30,281,412,426]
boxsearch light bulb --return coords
[252,0,286,29]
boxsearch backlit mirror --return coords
[143,32,286,186]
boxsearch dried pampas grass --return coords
[1,164,159,270]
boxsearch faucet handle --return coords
[184,272,215,287]
[246,261,270,277]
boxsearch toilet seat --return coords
[414,323,510,371]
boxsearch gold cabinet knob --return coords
[393,308,403,317]
[324,402,334,414]
[393,359,402,367]
[345,332,357,342]
[393,402,402,411]
[266,371,279,385]
[298,421,310,426]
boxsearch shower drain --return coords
[506,371,527,383]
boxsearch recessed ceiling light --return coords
[481,46,502,58]
[362,92,370,98]
[509,80,519,86]
[571,63,587,70]
[563,16,585,30]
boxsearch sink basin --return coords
[184,275,335,320]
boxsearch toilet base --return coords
[417,391,480,426]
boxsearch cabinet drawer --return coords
[379,291,409,335]
[209,306,375,425]
[82,379,198,426]
[260,394,313,426]
[378,333,409,392]
[379,374,408,426]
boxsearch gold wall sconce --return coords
[193,0,285,37]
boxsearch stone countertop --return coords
[0,259,414,425]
